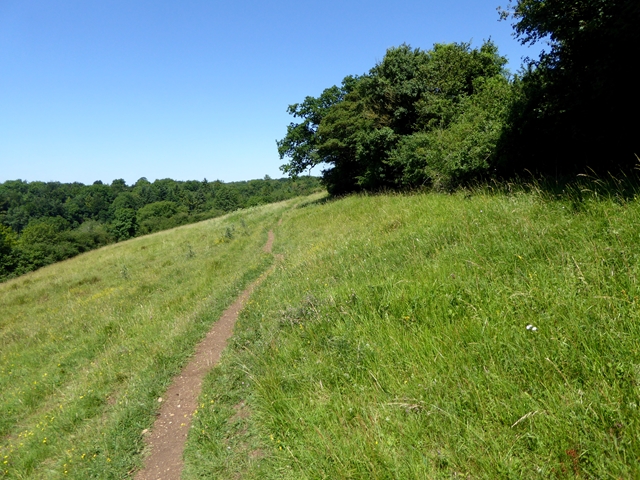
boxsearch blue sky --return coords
[0,0,541,185]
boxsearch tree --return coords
[110,178,128,195]
[498,0,640,172]
[213,185,240,212]
[136,201,187,234]
[277,77,359,177]
[112,208,137,241]
[390,75,513,189]
[0,225,19,278]
[278,41,510,193]
[16,217,72,268]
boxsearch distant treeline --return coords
[0,176,321,281]
[278,0,639,194]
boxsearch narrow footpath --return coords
[136,229,278,480]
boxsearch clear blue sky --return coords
[0,0,541,185]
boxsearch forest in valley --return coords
[0,176,320,281]
[278,0,639,194]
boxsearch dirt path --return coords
[263,229,275,253]
[136,229,279,480]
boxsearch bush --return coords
[388,75,512,189]
[63,220,113,252]
[112,208,137,241]
[0,225,19,279]
[136,201,188,234]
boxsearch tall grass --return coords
[185,184,640,478]
[0,200,298,478]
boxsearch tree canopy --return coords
[498,0,640,172]
[0,176,321,281]
[279,0,639,191]
[279,41,510,194]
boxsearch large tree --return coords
[278,42,510,193]
[276,78,358,177]
[499,0,640,172]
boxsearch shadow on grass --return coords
[294,193,338,209]
[469,168,640,208]
[294,168,640,214]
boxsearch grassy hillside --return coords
[3,185,640,478]
[0,199,298,478]
[184,186,640,479]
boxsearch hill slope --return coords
[185,189,640,479]
[3,188,640,478]
[0,198,296,478]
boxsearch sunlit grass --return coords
[185,186,640,478]
[0,199,302,479]
[5,182,640,478]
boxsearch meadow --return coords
[0,199,292,478]
[3,182,640,478]
[184,182,640,479]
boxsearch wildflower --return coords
[526,324,538,331]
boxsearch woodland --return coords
[0,176,320,281]
[278,0,639,194]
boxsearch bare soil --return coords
[136,230,277,479]
[263,230,275,253]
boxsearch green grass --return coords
[0,199,300,478]
[184,186,640,479]
[4,184,640,479]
